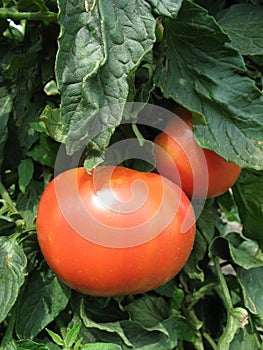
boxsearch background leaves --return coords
[0,0,263,349]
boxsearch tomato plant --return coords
[0,1,263,349]
[36,166,196,296]
[154,107,242,198]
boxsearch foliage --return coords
[0,0,263,349]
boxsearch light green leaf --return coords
[64,321,82,348]
[46,329,64,346]
[156,0,263,170]
[15,269,71,339]
[218,3,263,56]
[40,105,64,143]
[0,236,27,323]
[18,158,34,194]
[56,0,156,155]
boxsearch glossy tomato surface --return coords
[154,107,241,198]
[36,166,196,296]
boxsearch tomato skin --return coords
[36,166,195,296]
[154,107,241,198]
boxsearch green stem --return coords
[203,332,218,350]
[214,257,248,350]
[0,9,58,23]
[1,308,16,346]
[213,257,233,310]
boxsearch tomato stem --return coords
[203,332,218,350]
[0,8,58,23]
[213,257,233,310]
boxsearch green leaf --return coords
[233,171,263,249]
[40,105,65,143]
[156,0,263,170]
[16,340,49,350]
[237,266,263,325]
[210,233,263,269]
[147,0,183,18]
[229,321,262,350]
[217,3,263,56]
[15,269,71,339]
[183,229,207,281]
[64,321,82,348]
[18,158,34,194]
[0,236,27,323]
[56,0,156,154]
[45,329,64,346]
[0,85,12,169]
[81,344,122,350]
[16,179,43,226]
[27,134,59,168]
[125,296,170,331]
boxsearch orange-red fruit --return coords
[36,166,196,296]
[154,107,241,198]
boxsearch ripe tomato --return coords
[154,107,241,198]
[36,166,196,296]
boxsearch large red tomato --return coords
[36,166,196,296]
[154,107,241,198]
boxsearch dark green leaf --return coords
[0,85,12,169]
[56,0,156,154]
[147,0,183,18]
[210,233,263,269]
[16,340,49,350]
[27,134,59,168]
[18,158,34,194]
[15,269,71,339]
[237,266,263,325]
[197,204,218,244]
[16,179,43,226]
[229,320,261,350]
[125,296,169,330]
[82,344,122,350]
[156,0,263,169]
[183,229,207,281]
[233,171,263,248]
[0,236,27,323]
[218,4,263,56]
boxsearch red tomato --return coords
[36,166,196,296]
[154,107,241,198]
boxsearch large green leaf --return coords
[156,0,263,170]
[15,269,71,339]
[217,3,263,56]
[56,0,156,155]
[0,236,27,323]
